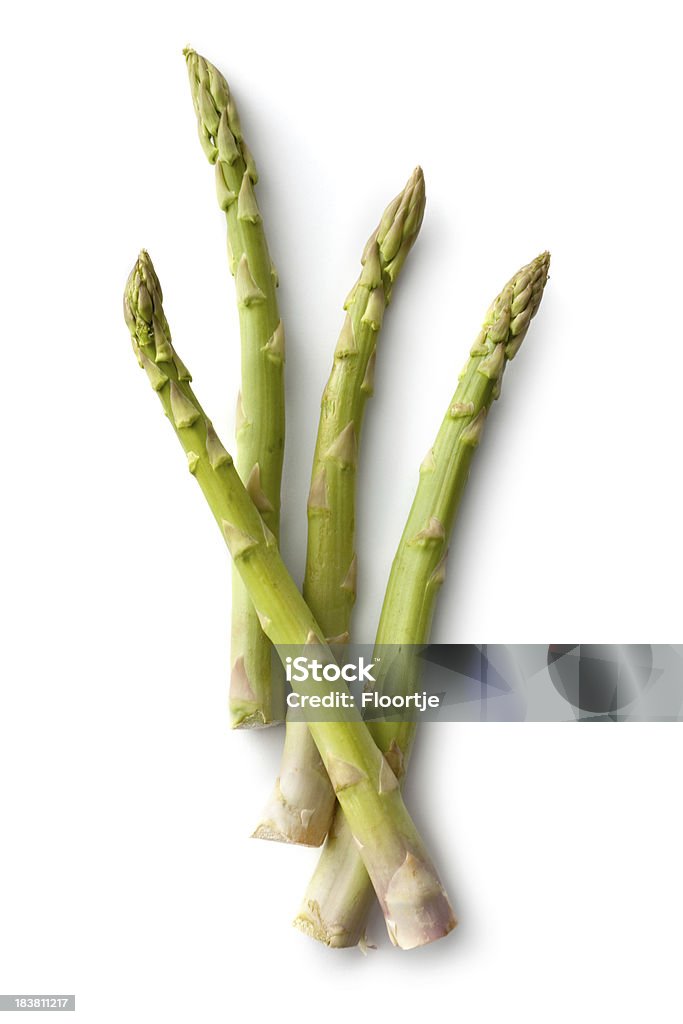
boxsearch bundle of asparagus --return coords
[122,48,550,951]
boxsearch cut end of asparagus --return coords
[229,655,281,729]
[251,821,324,846]
[253,770,337,846]
[230,706,281,730]
[384,852,458,950]
[293,901,357,948]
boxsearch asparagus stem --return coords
[124,251,455,949]
[254,169,426,845]
[295,252,551,947]
[184,48,285,729]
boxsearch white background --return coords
[1,0,682,1020]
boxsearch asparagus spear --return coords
[295,251,551,947]
[254,168,426,845]
[184,48,285,729]
[124,251,456,949]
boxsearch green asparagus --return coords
[124,251,456,949]
[184,48,285,729]
[295,252,551,947]
[254,168,426,846]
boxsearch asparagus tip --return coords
[373,165,427,287]
[124,249,172,367]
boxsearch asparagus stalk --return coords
[295,251,551,947]
[254,168,426,845]
[184,48,285,729]
[124,251,455,949]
